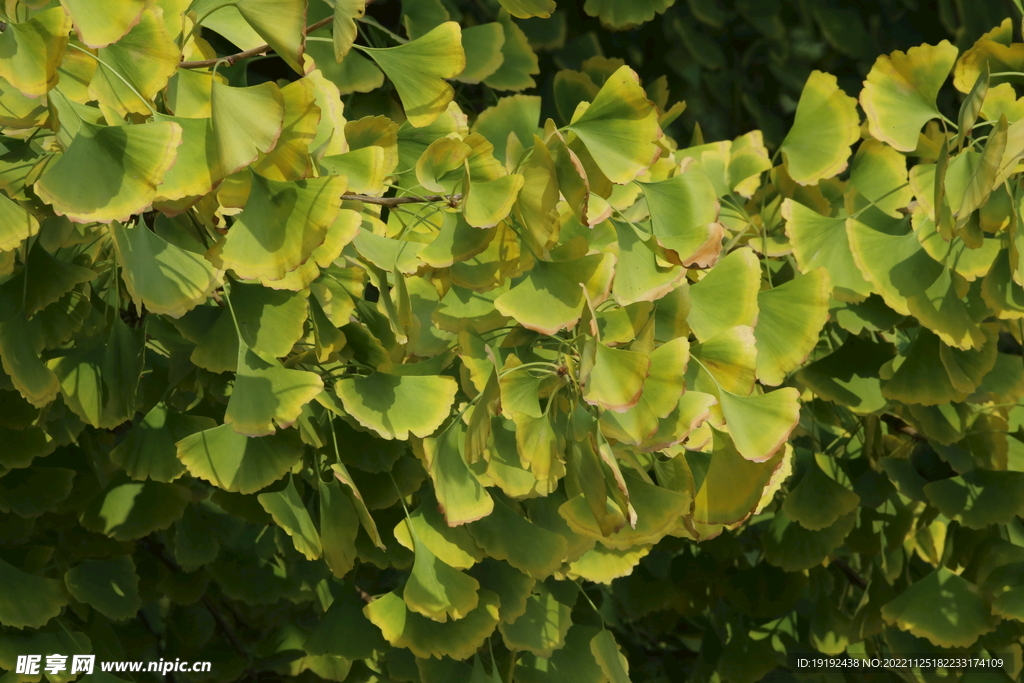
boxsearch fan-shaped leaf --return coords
[692,428,788,527]
[782,455,861,530]
[0,7,71,99]
[224,344,324,437]
[236,0,307,74]
[60,0,145,48]
[881,568,998,648]
[210,80,285,175]
[495,254,614,334]
[0,556,66,629]
[687,248,760,341]
[755,268,831,386]
[175,423,304,494]
[64,556,140,621]
[468,498,568,579]
[780,71,860,185]
[499,582,573,657]
[483,11,540,92]
[110,404,216,482]
[336,372,457,440]
[80,475,189,541]
[404,534,481,622]
[583,0,674,30]
[784,200,873,301]
[582,340,650,413]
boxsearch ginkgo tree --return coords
[1,1,1024,682]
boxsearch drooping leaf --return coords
[483,10,540,92]
[499,582,573,657]
[498,0,556,19]
[110,403,216,482]
[424,419,494,526]
[692,428,787,527]
[235,0,308,74]
[881,568,998,648]
[404,531,481,623]
[923,470,1024,529]
[224,344,324,437]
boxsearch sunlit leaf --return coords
[175,423,304,494]
[780,71,860,185]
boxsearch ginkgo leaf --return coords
[0,555,67,629]
[515,625,606,683]
[881,568,998,648]
[112,221,221,319]
[251,77,322,181]
[88,7,179,116]
[797,334,892,414]
[762,509,856,572]
[467,497,568,579]
[499,582,573,657]
[35,121,182,224]
[64,556,140,622]
[590,630,631,683]
[258,476,322,560]
[425,419,494,526]
[404,533,481,622]
[718,388,801,463]
[364,588,501,660]
[210,80,286,175]
[581,340,650,412]
[208,173,346,281]
[235,0,307,74]
[359,22,465,128]
[640,169,722,267]
[687,248,760,341]
[495,254,615,334]
[23,239,96,317]
[848,139,914,217]
[483,10,540,92]
[498,0,555,19]
[0,7,71,99]
[861,41,959,152]
[923,470,1024,529]
[780,71,860,185]
[782,454,861,531]
[60,0,146,48]
[565,66,660,184]
[611,222,685,306]
[692,428,787,527]
[456,24,505,85]
[331,0,367,61]
[754,268,831,386]
[0,314,60,408]
[336,372,457,440]
[690,325,758,395]
[224,344,324,437]
[784,200,873,301]
[79,475,190,541]
[583,0,674,30]
[318,478,360,578]
[394,498,484,570]
[110,403,216,482]
[175,423,304,494]
[464,174,525,228]
[151,114,221,206]
[567,543,651,584]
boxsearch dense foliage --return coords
[2,1,1024,682]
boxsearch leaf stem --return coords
[67,43,159,116]
[179,1,235,52]
[179,15,334,68]
[342,192,462,207]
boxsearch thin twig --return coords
[180,0,378,69]
[341,192,462,207]
[830,556,868,590]
[180,16,334,68]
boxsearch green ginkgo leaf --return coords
[780,71,860,185]
[581,340,650,412]
[470,558,537,624]
[23,239,96,317]
[881,568,998,648]
[0,192,38,252]
[64,556,140,621]
[495,254,615,334]
[515,625,605,683]
[359,22,465,128]
[754,268,831,386]
[483,10,540,92]
[416,137,471,193]
[0,466,74,518]
[60,0,146,48]
[364,588,501,660]
[80,475,190,541]
[112,221,221,319]
[404,532,481,622]
[567,543,651,584]
[565,66,660,184]
[151,115,221,206]
[498,0,555,19]
[583,0,674,30]
[718,388,801,463]
[848,139,914,217]
[318,479,360,578]
[425,419,494,525]
[0,313,60,408]
[882,328,993,406]
[224,344,324,437]
[88,7,179,116]
[796,335,892,414]
[330,0,366,61]
[0,7,71,99]
[499,582,573,657]
[35,121,182,224]
[175,423,304,494]
[590,630,631,683]
[467,497,568,580]
[762,509,856,572]
[394,498,485,570]
[210,80,285,175]
[611,221,686,306]
[235,0,307,74]
[464,174,525,228]
[687,248,760,341]
[692,428,787,527]
[336,372,457,440]
[782,454,861,530]
[923,470,1024,529]
[599,337,689,445]
[457,23,507,84]
[110,403,216,482]
[861,41,959,152]
[251,77,322,182]
[305,581,387,659]
[209,173,346,281]
[690,325,757,395]
[0,555,67,629]
[784,200,873,301]
[258,476,322,560]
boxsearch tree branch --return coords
[342,193,462,207]
[180,16,334,69]
[180,0,378,69]
[830,556,868,590]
